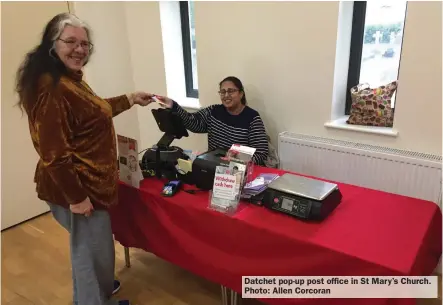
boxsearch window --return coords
[179,1,198,99]
[345,1,408,115]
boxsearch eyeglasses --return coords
[58,38,93,51]
[218,89,240,96]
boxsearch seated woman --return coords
[160,76,269,165]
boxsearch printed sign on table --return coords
[213,173,237,201]
[117,135,142,188]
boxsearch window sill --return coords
[324,116,399,137]
[176,97,201,110]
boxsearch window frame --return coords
[345,1,367,115]
[345,1,408,115]
[179,1,198,99]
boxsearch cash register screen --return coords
[281,197,294,210]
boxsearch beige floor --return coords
[2,213,441,305]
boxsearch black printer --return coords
[192,148,229,190]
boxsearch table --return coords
[109,167,442,305]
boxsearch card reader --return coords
[162,180,182,197]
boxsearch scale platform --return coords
[262,173,342,221]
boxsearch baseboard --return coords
[1,211,50,232]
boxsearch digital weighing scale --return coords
[262,173,342,221]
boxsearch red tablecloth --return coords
[109,167,442,305]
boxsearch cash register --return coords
[140,108,189,180]
[262,173,342,221]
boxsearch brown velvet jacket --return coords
[28,71,131,209]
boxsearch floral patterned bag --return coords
[346,80,398,127]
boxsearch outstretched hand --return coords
[154,95,173,109]
[127,92,155,106]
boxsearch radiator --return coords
[278,132,442,207]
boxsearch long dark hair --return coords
[15,13,92,114]
[219,76,247,105]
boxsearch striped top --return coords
[172,102,269,165]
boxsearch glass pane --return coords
[188,1,198,90]
[359,1,407,107]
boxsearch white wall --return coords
[71,1,442,156]
[125,1,207,152]
[72,1,207,153]
[1,1,70,230]
[195,1,442,154]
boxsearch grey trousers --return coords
[47,202,118,305]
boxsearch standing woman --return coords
[15,13,152,305]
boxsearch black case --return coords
[191,148,229,190]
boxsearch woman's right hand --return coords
[70,197,94,217]
[156,96,173,109]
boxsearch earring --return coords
[48,47,57,60]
